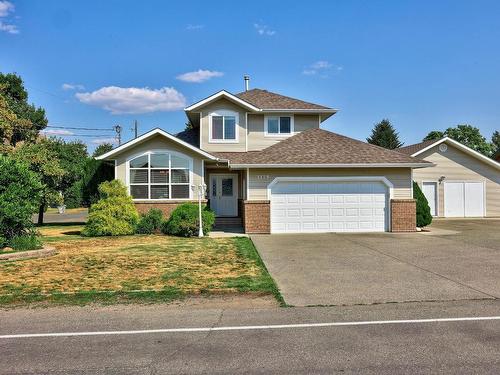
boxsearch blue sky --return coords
[1,0,499,151]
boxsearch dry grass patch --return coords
[0,226,280,306]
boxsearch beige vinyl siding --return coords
[113,134,204,193]
[199,98,247,152]
[413,143,500,217]
[248,168,412,200]
[247,114,320,151]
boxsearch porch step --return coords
[215,217,243,228]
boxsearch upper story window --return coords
[265,115,294,136]
[209,110,239,143]
[128,151,192,200]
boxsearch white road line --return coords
[1,316,499,339]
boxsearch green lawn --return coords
[0,225,282,307]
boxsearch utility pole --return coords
[113,125,122,145]
[132,120,138,139]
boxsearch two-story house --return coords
[97,82,432,233]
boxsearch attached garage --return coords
[269,178,391,233]
[444,181,485,217]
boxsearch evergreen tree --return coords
[413,182,432,228]
[366,119,403,149]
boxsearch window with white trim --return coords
[128,152,191,200]
[209,111,238,142]
[265,116,292,135]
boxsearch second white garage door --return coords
[270,180,388,233]
[444,181,485,217]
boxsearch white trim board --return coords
[95,128,218,161]
[185,90,260,112]
[411,137,500,170]
[231,163,433,169]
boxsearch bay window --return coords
[128,152,191,200]
[209,111,238,142]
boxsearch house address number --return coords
[256,175,270,180]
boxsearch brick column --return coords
[390,199,416,232]
[243,200,270,234]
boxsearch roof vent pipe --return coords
[244,75,250,91]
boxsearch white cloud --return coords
[75,86,187,114]
[62,83,85,91]
[0,1,14,17]
[41,129,74,136]
[91,137,117,145]
[0,1,18,34]
[186,24,204,30]
[0,21,17,33]
[176,69,224,83]
[302,60,342,77]
[254,23,275,36]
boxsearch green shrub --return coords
[136,208,164,234]
[82,180,139,236]
[0,156,42,240]
[9,234,43,251]
[413,181,433,228]
[161,203,215,237]
[0,236,8,249]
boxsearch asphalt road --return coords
[1,299,499,374]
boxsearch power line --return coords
[46,125,114,132]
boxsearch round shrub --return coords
[161,203,215,237]
[8,233,43,251]
[82,180,139,236]
[413,181,432,228]
[0,155,42,241]
[136,208,164,234]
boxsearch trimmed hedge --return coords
[82,180,139,236]
[413,181,432,228]
[161,203,215,237]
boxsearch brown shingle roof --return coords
[213,128,431,166]
[175,127,199,148]
[235,88,333,110]
[397,139,441,155]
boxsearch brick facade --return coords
[134,200,207,218]
[242,200,270,234]
[390,199,416,232]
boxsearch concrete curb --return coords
[0,245,57,261]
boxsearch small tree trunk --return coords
[37,201,45,226]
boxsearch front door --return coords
[210,174,238,217]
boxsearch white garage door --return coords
[270,180,388,233]
[444,182,484,217]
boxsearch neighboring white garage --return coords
[398,137,500,217]
[269,178,391,233]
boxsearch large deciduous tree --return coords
[366,119,403,149]
[12,139,65,225]
[0,73,48,145]
[491,131,500,161]
[92,143,114,157]
[423,125,492,156]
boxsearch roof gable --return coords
[399,137,500,170]
[95,128,217,160]
[184,90,260,112]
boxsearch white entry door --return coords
[270,180,388,233]
[444,181,484,217]
[210,174,238,217]
[422,182,437,216]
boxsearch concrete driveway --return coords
[251,219,500,306]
